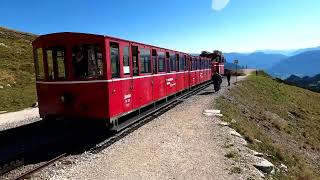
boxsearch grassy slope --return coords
[0,27,37,112]
[216,72,320,179]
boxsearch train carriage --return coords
[32,32,216,127]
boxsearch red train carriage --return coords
[32,32,212,127]
[200,50,225,75]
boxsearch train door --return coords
[119,41,133,113]
[130,45,140,110]
[152,49,166,100]
[108,41,123,117]
[184,55,189,89]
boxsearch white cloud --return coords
[212,0,230,11]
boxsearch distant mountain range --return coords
[285,74,320,92]
[224,52,287,69]
[268,50,320,78]
[224,46,320,78]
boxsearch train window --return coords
[131,46,139,76]
[34,48,45,80]
[166,52,170,73]
[179,55,185,71]
[170,53,176,71]
[46,47,66,80]
[152,49,157,74]
[192,58,196,71]
[110,43,120,78]
[184,55,188,71]
[123,46,130,75]
[73,45,103,79]
[158,52,165,72]
[140,48,151,74]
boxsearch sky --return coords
[1,0,320,53]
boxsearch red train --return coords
[32,32,224,127]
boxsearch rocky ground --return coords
[21,75,271,180]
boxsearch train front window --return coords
[72,44,103,79]
[46,47,66,80]
[34,48,45,80]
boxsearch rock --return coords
[254,159,274,174]
[204,109,221,114]
[32,102,38,108]
[0,42,8,47]
[215,113,223,117]
[254,139,262,143]
[280,163,288,172]
[203,112,214,117]
[0,85,3,89]
[252,150,264,157]
[257,170,265,178]
[6,84,11,87]
[231,119,237,123]
[0,111,7,114]
[203,109,223,117]
[230,130,243,138]
[219,122,230,126]
[238,138,248,146]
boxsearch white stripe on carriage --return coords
[36,70,211,84]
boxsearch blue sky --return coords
[1,0,320,53]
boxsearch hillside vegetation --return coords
[0,27,37,112]
[216,72,320,179]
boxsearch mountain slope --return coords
[224,52,287,69]
[0,27,37,111]
[216,72,320,179]
[268,50,320,78]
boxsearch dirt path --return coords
[36,76,263,180]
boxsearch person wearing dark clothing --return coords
[226,70,231,86]
[212,72,222,92]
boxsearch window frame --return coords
[109,42,121,78]
[157,51,166,73]
[34,48,45,80]
[45,46,67,81]
[139,47,151,74]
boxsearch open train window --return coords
[158,52,165,72]
[109,43,120,78]
[152,49,157,74]
[34,48,45,80]
[72,44,103,79]
[46,47,66,80]
[123,46,130,76]
[170,53,176,72]
[140,48,151,74]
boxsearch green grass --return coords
[216,71,320,180]
[0,27,37,111]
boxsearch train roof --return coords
[34,32,211,59]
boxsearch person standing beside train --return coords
[226,70,231,86]
[212,71,222,92]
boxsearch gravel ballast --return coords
[32,76,264,180]
[0,108,40,131]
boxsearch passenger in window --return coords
[73,46,88,78]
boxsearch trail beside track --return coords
[35,76,263,180]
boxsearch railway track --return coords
[2,82,211,179]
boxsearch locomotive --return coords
[32,32,224,127]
